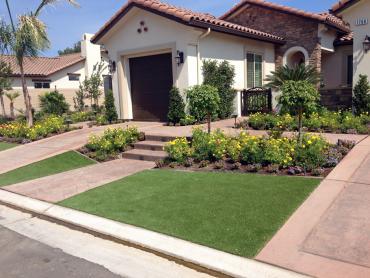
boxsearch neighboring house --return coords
[0,33,109,115]
[92,0,368,121]
[331,0,370,85]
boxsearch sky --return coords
[0,0,340,56]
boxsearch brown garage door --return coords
[129,53,173,121]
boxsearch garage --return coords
[129,53,173,121]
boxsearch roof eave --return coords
[331,0,361,14]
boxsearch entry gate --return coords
[240,87,272,116]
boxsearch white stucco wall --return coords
[98,7,276,119]
[339,0,370,85]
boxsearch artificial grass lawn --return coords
[0,151,96,187]
[60,170,320,258]
[0,142,18,151]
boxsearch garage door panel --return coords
[129,53,173,121]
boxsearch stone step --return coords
[133,141,166,151]
[145,134,187,142]
[122,149,167,162]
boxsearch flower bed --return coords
[0,116,78,143]
[238,111,370,134]
[161,128,355,177]
[78,126,144,161]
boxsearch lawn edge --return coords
[0,189,306,278]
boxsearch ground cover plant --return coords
[0,141,17,151]
[0,115,78,143]
[162,128,355,176]
[79,126,143,161]
[238,110,370,134]
[0,151,95,187]
[60,169,320,258]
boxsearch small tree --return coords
[0,61,12,117]
[167,87,185,124]
[353,74,370,115]
[104,89,118,123]
[73,83,85,111]
[186,84,220,133]
[5,91,19,119]
[279,81,320,143]
[39,89,69,115]
[202,60,236,119]
[82,62,106,110]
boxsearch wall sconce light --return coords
[108,60,116,73]
[363,35,370,53]
[175,51,184,66]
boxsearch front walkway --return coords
[256,136,370,278]
[0,121,162,175]
[3,159,155,203]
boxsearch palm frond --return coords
[35,0,80,16]
[5,91,20,101]
[0,19,15,54]
[265,64,320,89]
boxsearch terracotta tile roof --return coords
[331,0,361,14]
[91,0,285,45]
[220,0,351,33]
[334,31,354,45]
[0,52,85,77]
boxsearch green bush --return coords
[353,74,370,115]
[70,111,94,123]
[86,127,139,161]
[104,90,118,123]
[202,60,236,119]
[167,87,185,124]
[39,90,69,115]
[164,137,192,163]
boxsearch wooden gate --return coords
[240,87,272,116]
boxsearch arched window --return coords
[283,46,309,67]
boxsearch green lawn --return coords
[0,142,18,151]
[60,170,320,258]
[0,151,96,187]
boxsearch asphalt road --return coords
[0,226,121,278]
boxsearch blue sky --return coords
[1,0,340,56]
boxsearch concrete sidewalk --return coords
[257,136,370,278]
[3,159,155,203]
[0,121,161,175]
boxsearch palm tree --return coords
[265,64,320,89]
[0,61,12,117]
[5,91,20,119]
[0,0,79,126]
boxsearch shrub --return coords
[85,126,140,161]
[104,90,118,123]
[164,137,192,163]
[167,87,185,124]
[353,74,370,115]
[294,134,329,170]
[179,115,196,126]
[239,133,264,164]
[186,85,220,133]
[70,111,94,123]
[39,90,69,115]
[202,60,236,119]
[191,127,211,161]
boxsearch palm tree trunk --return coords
[19,62,33,126]
[0,91,6,117]
[10,101,15,119]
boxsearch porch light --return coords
[175,51,184,66]
[364,35,370,53]
[108,60,116,73]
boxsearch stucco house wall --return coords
[100,7,276,119]
[337,0,370,84]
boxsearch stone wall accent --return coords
[227,5,322,72]
[320,88,353,110]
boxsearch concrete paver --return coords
[3,159,154,203]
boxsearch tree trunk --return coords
[0,91,6,117]
[207,112,211,134]
[298,108,303,144]
[19,62,33,126]
[10,101,14,119]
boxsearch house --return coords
[0,33,109,115]
[331,0,370,86]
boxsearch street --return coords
[0,205,212,278]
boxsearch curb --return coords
[0,189,308,278]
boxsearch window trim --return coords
[246,52,264,88]
[68,73,81,81]
[32,79,51,89]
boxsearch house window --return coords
[247,53,263,88]
[34,81,50,89]
[68,73,80,81]
[347,55,353,86]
